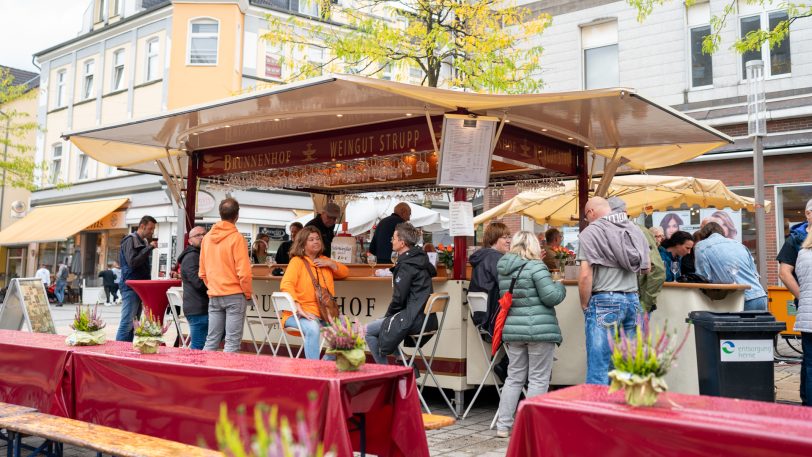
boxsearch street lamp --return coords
[746,60,767,290]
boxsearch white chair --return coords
[398,293,457,418]
[271,291,326,358]
[462,292,504,420]
[166,287,191,349]
[245,293,277,356]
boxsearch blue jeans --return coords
[802,333,812,407]
[284,317,322,360]
[584,292,641,385]
[115,288,143,342]
[186,314,209,350]
[55,279,67,304]
[744,295,768,311]
[365,318,388,364]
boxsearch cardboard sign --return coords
[0,278,57,333]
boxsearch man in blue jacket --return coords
[778,199,812,305]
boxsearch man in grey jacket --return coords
[578,197,650,385]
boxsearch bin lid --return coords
[686,311,786,332]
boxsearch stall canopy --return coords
[0,198,129,246]
[292,199,448,236]
[63,75,732,193]
[473,175,769,226]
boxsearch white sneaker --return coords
[496,429,510,438]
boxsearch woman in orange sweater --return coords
[280,226,349,359]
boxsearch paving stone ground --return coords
[0,304,804,456]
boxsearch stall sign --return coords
[0,278,56,333]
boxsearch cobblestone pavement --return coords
[1,304,804,456]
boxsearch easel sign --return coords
[436,114,499,189]
[0,278,57,334]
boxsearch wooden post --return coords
[184,153,198,246]
[452,187,468,280]
[577,147,589,231]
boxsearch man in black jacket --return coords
[365,222,437,364]
[98,263,118,305]
[115,215,157,342]
[305,202,340,257]
[178,226,209,350]
[274,222,303,265]
[369,202,411,262]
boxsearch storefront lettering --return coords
[251,294,375,318]
[223,150,291,172]
[329,130,421,159]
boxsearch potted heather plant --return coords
[321,315,366,372]
[65,304,107,346]
[607,314,690,407]
[216,393,335,457]
[132,311,169,354]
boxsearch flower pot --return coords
[133,336,163,354]
[331,348,366,372]
[608,370,668,407]
[65,329,106,346]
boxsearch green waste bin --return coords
[686,311,785,402]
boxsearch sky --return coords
[0,0,88,72]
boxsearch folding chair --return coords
[271,292,325,358]
[398,293,458,418]
[462,292,504,420]
[166,287,191,349]
[245,294,277,355]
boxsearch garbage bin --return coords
[687,311,786,402]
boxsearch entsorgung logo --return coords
[721,340,735,354]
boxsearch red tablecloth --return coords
[125,279,181,325]
[0,330,427,456]
[506,384,812,457]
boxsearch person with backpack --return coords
[494,231,566,438]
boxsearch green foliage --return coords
[608,313,690,378]
[133,311,169,337]
[0,68,46,191]
[627,0,810,54]
[263,0,550,93]
[70,304,107,332]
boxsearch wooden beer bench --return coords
[0,411,222,457]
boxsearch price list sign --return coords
[437,114,498,189]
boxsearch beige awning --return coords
[63,75,732,174]
[0,198,129,245]
[473,175,770,226]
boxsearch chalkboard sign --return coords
[0,278,57,333]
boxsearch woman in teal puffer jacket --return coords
[494,231,566,437]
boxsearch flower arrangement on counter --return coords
[607,314,691,406]
[65,304,107,346]
[321,315,367,371]
[216,393,334,457]
[550,246,576,269]
[132,311,169,354]
[436,243,454,270]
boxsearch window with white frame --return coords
[111,49,125,91]
[146,38,160,81]
[581,21,618,90]
[739,6,791,77]
[50,144,62,185]
[307,46,324,75]
[97,0,108,22]
[82,59,95,99]
[188,19,218,65]
[77,153,90,180]
[687,2,713,87]
[298,0,319,17]
[55,70,66,107]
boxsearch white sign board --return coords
[719,339,773,362]
[331,236,356,264]
[436,114,498,189]
[449,201,475,237]
[0,278,57,333]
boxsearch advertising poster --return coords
[651,210,698,239]
[700,208,742,242]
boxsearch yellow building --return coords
[0,67,38,288]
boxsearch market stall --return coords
[64,75,734,412]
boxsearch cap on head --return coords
[324,202,341,218]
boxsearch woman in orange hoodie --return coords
[280,226,349,359]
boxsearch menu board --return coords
[0,278,56,333]
[449,201,475,237]
[437,114,498,189]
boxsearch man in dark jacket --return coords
[178,226,209,350]
[274,222,303,264]
[468,222,511,333]
[369,202,411,262]
[305,202,340,257]
[98,263,118,305]
[116,215,157,342]
[365,222,437,364]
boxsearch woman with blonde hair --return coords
[793,231,812,405]
[280,226,349,359]
[494,231,566,437]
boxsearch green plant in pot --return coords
[133,311,168,354]
[608,313,690,407]
[321,315,366,371]
[66,304,107,346]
